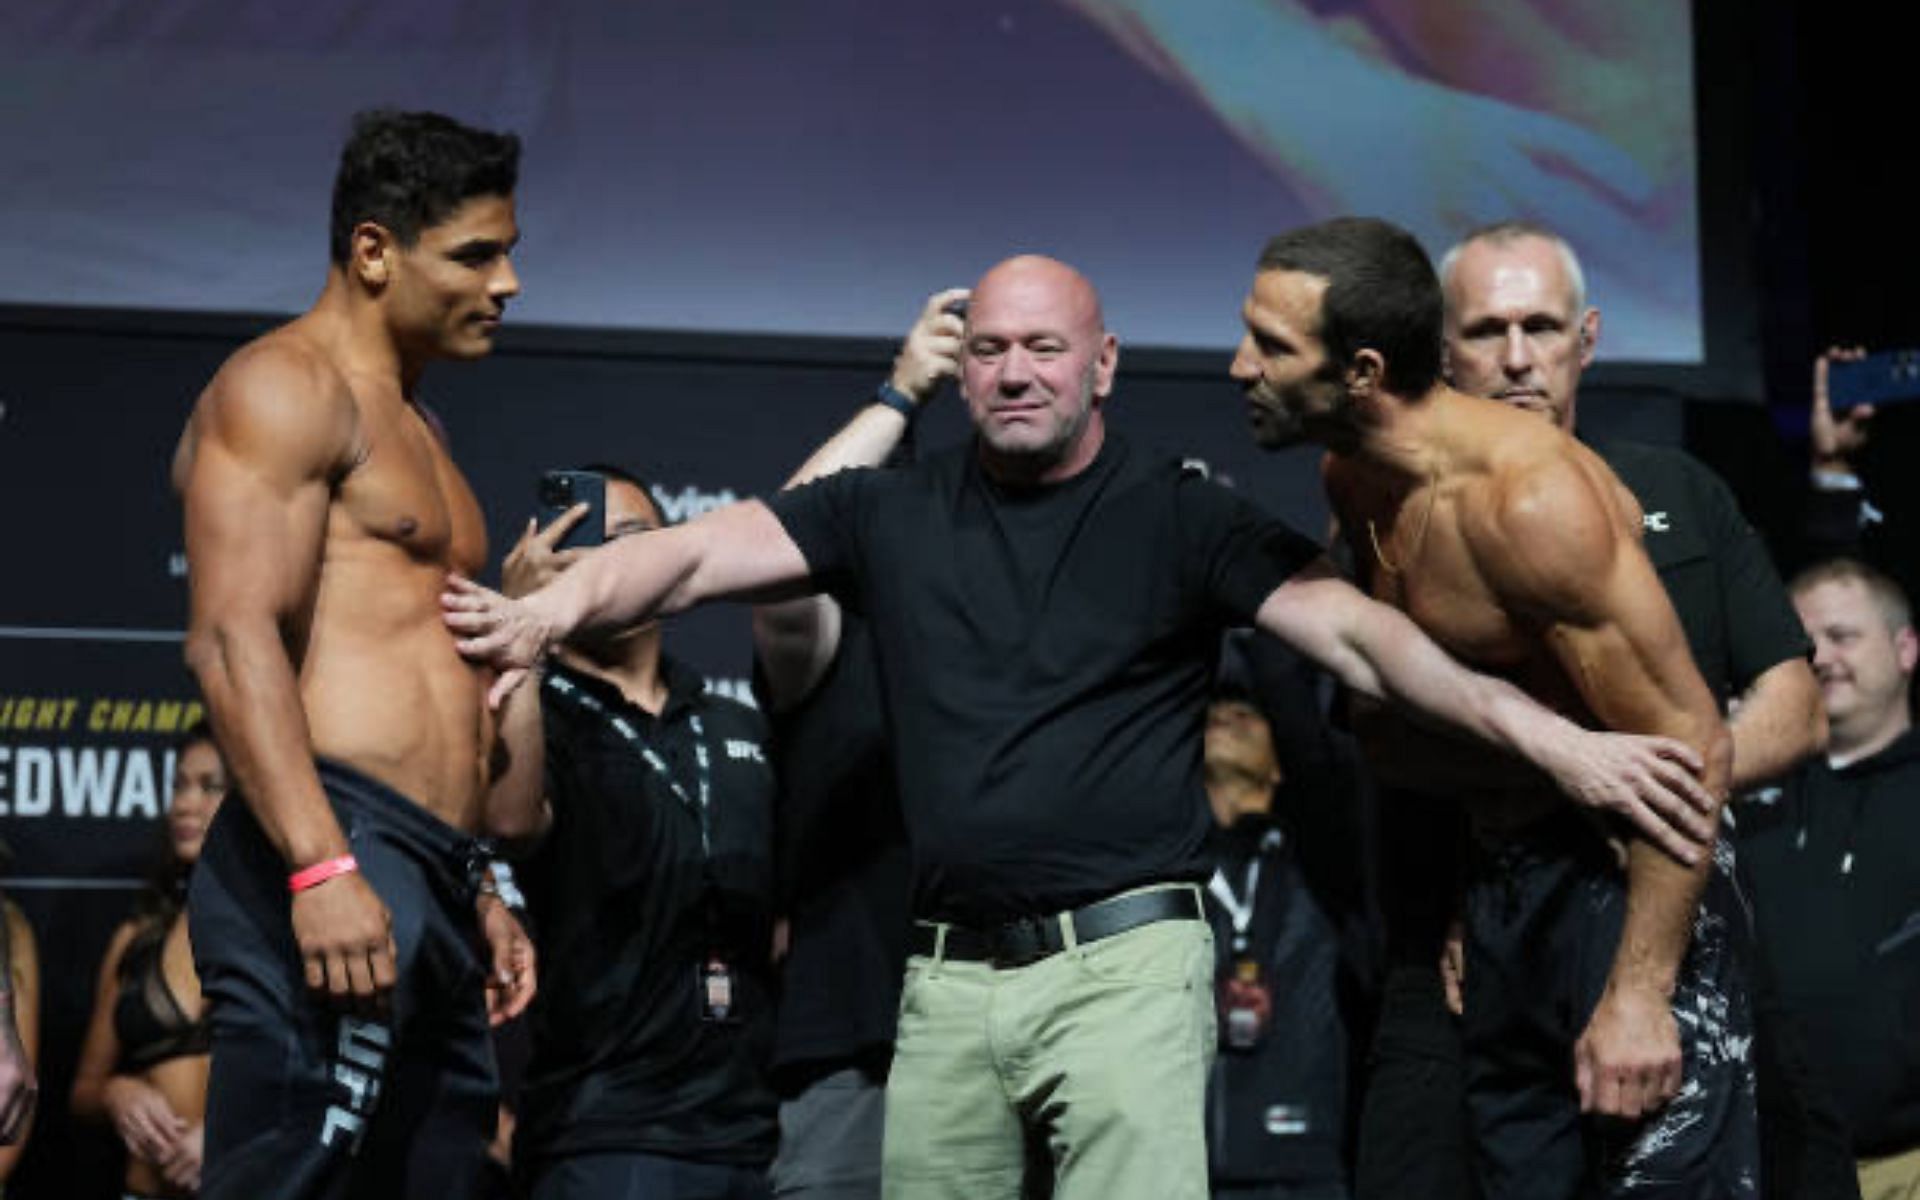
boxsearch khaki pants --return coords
[881,908,1215,1200]
[1860,1143,1920,1200]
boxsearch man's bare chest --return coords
[334,411,487,576]
[1359,495,1537,673]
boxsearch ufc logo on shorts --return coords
[320,1017,392,1152]
[1643,511,1671,533]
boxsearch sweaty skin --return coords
[1324,385,1731,1118]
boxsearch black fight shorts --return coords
[1461,811,1759,1200]
[188,757,499,1200]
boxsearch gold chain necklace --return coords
[1367,473,1440,575]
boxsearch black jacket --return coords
[1739,728,1920,1154]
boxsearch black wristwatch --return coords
[873,380,919,418]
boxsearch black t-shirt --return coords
[515,656,779,1168]
[761,612,912,1083]
[1592,438,1810,702]
[765,434,1320,925]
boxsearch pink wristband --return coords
[288,854,359,894]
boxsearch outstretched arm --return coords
[174,346,398,1010]
[1257,558,1717,862]
[446,499,815,707]
[1475,456,1732,1121]
[755,287,965,709]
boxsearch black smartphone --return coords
[1828,350,1920,411]
[536,470,607,550]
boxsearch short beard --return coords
[977,363,1099,481]
[1251,405,1310,451]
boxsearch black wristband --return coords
[873,381,919,419]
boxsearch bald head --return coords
[961,254,1118,485]
[972,255,1107,338]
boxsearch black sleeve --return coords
[1232,629,1335,779]
[1693,462,1811,690]
[1799,482,1920,607]
[761,468,876,605]
[1177,469,1323,622]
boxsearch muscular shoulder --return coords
[176,332,360,491]
[1463,442,1636,622]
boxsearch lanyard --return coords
[544,671,714,858]
[1207,828,1282,956]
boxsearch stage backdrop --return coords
[0,0,1700,362]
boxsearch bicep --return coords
[1253,560,1388,697]
[182,435,333,632]
[1535,541,1718,741]
[1486,464,1718,740]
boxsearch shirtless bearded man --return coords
[173,110,535,1200]
[1229,218,1757,1198]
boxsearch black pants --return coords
[190,757,499,1200]
[1355,932,1859,1200]
[527,1151,771,1200]
[1461,814,1759,1200]
[1353,962,1478,1200]
[1745,901,1863,1200]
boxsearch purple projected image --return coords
[0,0,1697,360]
[1064,0,1698,360]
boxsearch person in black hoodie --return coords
[1740,558,1920,1197]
